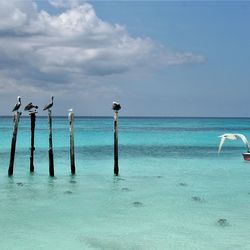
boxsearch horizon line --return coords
[0,115,250,119]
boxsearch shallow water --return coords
[0,116,250,250]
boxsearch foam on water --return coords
[0,117,250,250]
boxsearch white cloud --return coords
[48,0,86,8]
[0,0,205,97]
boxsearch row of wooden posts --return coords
[8,105,121,177]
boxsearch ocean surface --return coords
[0,116,250,250]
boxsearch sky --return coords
[0,0,249,116]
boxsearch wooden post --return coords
[48,109,54,177]
[68,110,75,175]
[8,112,21,176]
[114,111,119,176]
[29,112,36,173]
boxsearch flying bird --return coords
[218,133,250,153]
[112,102,121,111]
[43,96,54,111]
[24,102,38,111]
[12,96,21,112]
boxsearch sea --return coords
[0,116,250,250]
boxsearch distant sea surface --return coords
[0,116,250,250]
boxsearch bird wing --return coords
[24,102,32,111]
[218,136,226,153]
[43,104,49,110]
[235,134,250,151]
[12,104,17,112]
[43,100,53,110]
[222,133,237,140]
[12,103,20,112]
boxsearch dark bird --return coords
[112,101,121,111]
[43,96,54,111]
[24,102,38,111]
[12,96,21,112]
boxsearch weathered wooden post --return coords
[43,96,54,177]
[29,112,36,172]
[24,103,38,173]
[112,102,121,176]
[8,96,22,176]
[68,109,75,175]
[48,110,54,177]
[8,111,21,176]
[24,102,38,173]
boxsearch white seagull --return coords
[218,133,250,153]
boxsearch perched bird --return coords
[112,102,121,111]
[218,133,250,153]
[24,102,38,111]
[68,108,74,121]
[12,96,21,112]
[43,96,54,111]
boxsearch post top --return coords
[29,111,38,115]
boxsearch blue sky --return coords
[0,0,249,116]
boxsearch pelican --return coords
[12,96,21,112]
[43,96,54,111]
[218,133,250,153]
[24,102,38,111]
[112,102,121,111]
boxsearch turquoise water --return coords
[0,116,250,250]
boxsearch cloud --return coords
[48,0,86,8]
[0,0,205,96]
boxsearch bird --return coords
[68,108,74,121]
[24,102,38,111]
[12,96,21,112]
[112,102,121,111]
[218,133,250,153]
[43,96,54,111]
